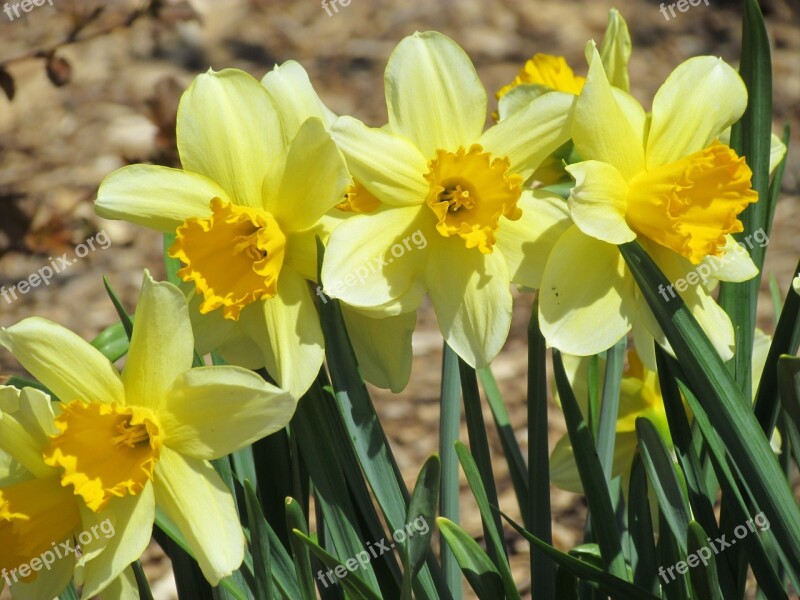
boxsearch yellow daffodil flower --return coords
[538,46,759,361]
[0,272,294,595]
[321,31,576,367]
[96,69,352,398]
[551,330,774,492]
[0,385,83,600]
[261,59,417,391]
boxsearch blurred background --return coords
[0,0,798,597]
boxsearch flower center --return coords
[424,144,523,254]
[43,401,163,512]
[169,197,287,320]
[1,476,80,577]
[626,141,758,264]
[336,181,380,213]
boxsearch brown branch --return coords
[0,0,157,68]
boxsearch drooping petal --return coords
[0,318,125,405]
[177,68,284,209]
[385,31,487,157]
[701,235,758,283]
[322,205,430,310]
[331,116,429,207]
[566,160,636,244]
[270,118,351,233]
[239,268,325,399]
[646,56,747,169]
[480,91,575,180]
[122,272,194,410]
[494,190,571,289]
[77,483,155,598]
[153,448,244,585]
[572,44,645,179]
[261,60,337,138]
[94,567,139,600]
[425,237,512,367]
[160,366,293,459]
[285,215,342,282]
[95,165,221,233]
[539,226,633,355]
[343,308,416,393]
[0,411,51,478]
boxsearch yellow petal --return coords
[285,215,340,282]
[566,160,636,244]
[385,31,486,157]
[9,549,75,600]
[425,237,512,367]
[343,308,416,393]
[0,318,125,405]
[271,118,351,233]
[549,435,582,493]
[0,410,51,479]
[496,84,550,121]
[77,484,155,598]
[769,133,787,175]
[598,8,632,92]
[261,60,337,138]
[160,366,293,459]
[539,226,633,355]
[95,165,221,233]
[480,91,574,180]
[97,567,140,600]
[122,272,194,410]
[572,44,645,179]
[177,68,284,209]
[646,56,746,169]
[331,116,429,206]
[494,190,571,289]
[701,235,758,283]
[321,205,430,310]
[239,268,324,399]
[153,448,244,585]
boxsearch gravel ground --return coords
[0,0,798,597]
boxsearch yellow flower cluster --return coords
[1,7,786,598]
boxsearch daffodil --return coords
[0,385,83,600]
[538,46,760,362]
[794,275,800,295]
[321,31,575,367]
[0,272,294,595]
[551,330,775,492]
[261,59,417,391]
[96,68,351,398]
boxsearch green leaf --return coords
[477,367,528,524]
[284,497,317,600]
[401,455,441,599]
[597,338,625,480]
[627,453,659,595]
[132,561,155,600]
[619,240,800,579]
[526,298,555,596]
[657,510,691,600]
[57,582,80,600]
[459,358,504,559]
[635,417,691,555]
[455,441,520,599]
[90,321,129,362]
[244,480,273,600]
[552,349,628,581]
[440,342,463,599]
[292,530,382,600]
[292,389,382,596]
[554,566,579,600]
[437,518,505,600]
[102,275,134,339]
[719,0,774,400]
[499,511,659,600]
[686,521,724,600]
